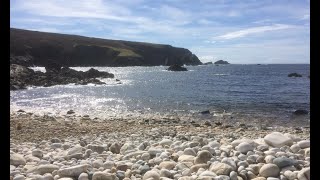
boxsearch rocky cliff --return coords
[10,28,202,67]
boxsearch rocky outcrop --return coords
[167,64,188,71]
[10,64,114,90]
[288,73,302,77]
[10,28,202,67]
[214,60,229,65]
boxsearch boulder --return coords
[293,110,308,115]
[10,153,26,166]
[288,73,302,77]
[264,132,293,147]
[259,164,280,177]
[57,164,88,177]
[167,64,188,71]
[209,163,233,175]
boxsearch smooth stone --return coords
[273,157,298,168]
[160,169,173,178]
[148,148,163,157]
[236,142,255,154]
[34,164,60,175]
[289,144,300,153]
[51,143,62,149]
[283,171,297,180]
[231,139,255,147]
[88,144,105,154]
[32,149,43,158]
[183,148,197,156]
[264,132,293,148]
[67,145,83,155]
[194,150,213,164]
[178,155,195,162]
[208,141,220,149]
[57,164,88,177]
[221,158,237,171]
[297,140,310,149]
[78,173,89,180]
[160,139,173,146]
[297,167,310,180]
[266,178,280,180]
[51,138,61,143]
[109,143,121,154]
[159,161,177,170]
[259,164,280,178]
[13,175,25,180]
[199,170,217,177]
[190,164,209,173]
[143,170,160,180]
[252,178,267,180]
[92,172,117,180]
[93,159,104,168]
[229,171,237,180]
[104,161,115,170]
[209,163,233,176]
[10,154,26,166]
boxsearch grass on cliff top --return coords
[105,46,142,58]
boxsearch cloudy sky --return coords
[10,0,310,64]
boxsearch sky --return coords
[10,0,310,64]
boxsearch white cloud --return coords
[216,24,295,40]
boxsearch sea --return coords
[10,64,310,127]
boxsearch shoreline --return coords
[10,112,310,179]
[10,111,310,144]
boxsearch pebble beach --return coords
[10,111,310,180]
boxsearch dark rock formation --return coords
[167,64,188,71]
[288,73,302,77]
[10,28,202,67]
[293,109,309,115]
[200,110,210,114]
[214,60,229,65]
[10,64,114,90]
[203,62,213,65]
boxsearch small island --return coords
[214,60,230,65]
[203,62,213,65]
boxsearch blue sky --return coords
[10,0,310,64]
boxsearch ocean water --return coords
[10,64,310,127]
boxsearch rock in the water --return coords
[143,170,160,180]
[273,157,298,168]
[214,60,230,65]
[57,164,88,177]
[259,164,280,178]
[209,163,233,175]
[288,73,302,77]
[264,132,293,147]
[167,64,188,71]
[236,142,255,154]
[10,153,26,166]
[293,110,308,115]
[200,110,210,115]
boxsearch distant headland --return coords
[10,28,202,67]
